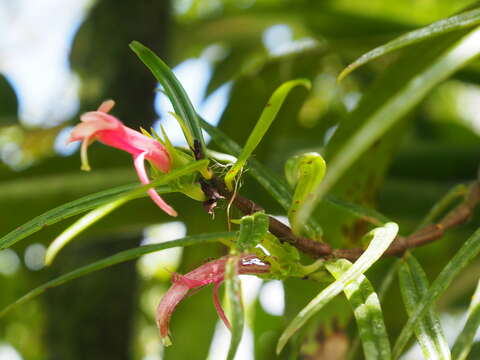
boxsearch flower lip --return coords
[156,254,269,345]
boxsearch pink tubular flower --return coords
[156,254,270,345]
[69,100,177,216]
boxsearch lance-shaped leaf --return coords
[348,259,401,360]
[285,152,326,237]
[398,253,450,360]
[277,222,398,354]
[0,232,236,318]
[326,259,391,360]
[225,256,245,360]
[200,119,388,235]
[224,79,311,191]
[339,7,480,80]
[415,184,468,230]
[451,279,480,360]
[44,160,209,264]
[0,160,208,251]
[393,227,480,359]
[130,41,208,162]
[45,198,128,266]
[0,183,138,250]
[237,211,269,252]
[297,26,480,228]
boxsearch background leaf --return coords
[298,26,480,232]
[0,159,207,250]
[0,232,235,318]
[339,7,480,80]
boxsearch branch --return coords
[209,177,480,261]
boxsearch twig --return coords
[210,177,480,261]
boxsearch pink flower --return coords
[156,254,270,345]
[69,100,177,216]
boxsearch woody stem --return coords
[209,177,480,261]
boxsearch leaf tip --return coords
[129,40,141,50]
[275,341,284,355]
[337,66,352,82]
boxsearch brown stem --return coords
[210,178,480,261]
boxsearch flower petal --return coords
[156,283,189,345]
[133,151,177,216]
[172,273,206,288]
[97,99,115,113]
[213,281,231,330]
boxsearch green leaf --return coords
[326,259,391,360]
[0,232,235,318]
[393,227,480,359]
[0,184,138,250]
[298,26,480,228]
[45,198,128,266]
[339,7,480,80]
[285,152,326,237]
[398,253,450,360]
[200,118,388,233]
[276,222,398,354]
[225,256,245,360]
[0,159,208,250]
[130,41,207,158]
[451,279,480,360]
[237,211,269,252]
[224,79,311,191]
[415,184,468,230]
[348,259,401,360]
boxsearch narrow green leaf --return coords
[416,184,468,230]
[322,195,390,226]
[348,259,401,360]
[298,26,480,227]
[200,119,388,233]
[0,232,235,318]
[45,198,128,266]
[237,211,269,252]
[44,179,167,266]
[277,222,398,354]
[393,227,480,359]
[285,152,326,237]
[201,118,291,208]
[130,41,207,157]
[0,184,139,250]
[326,259,391,360]
[339,7,480,80]
[451,279,480,360]
[0,160,208,250]
[224,79,311,191]
[398,253,450,360]
[225,256,244,360]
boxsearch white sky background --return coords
[0,0,92,128]
[0,0,230,152]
